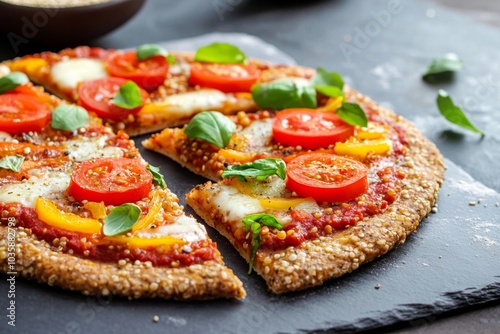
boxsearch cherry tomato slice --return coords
[286,153,368,203]
[77,77,149,121]
[105,51,168,90]
[272,109,355,150]
[68,157,153,206]
[0,93,50,134]
[189,62,260,93]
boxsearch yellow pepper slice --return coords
[83,201,107,221]
[317,96,344,113]
[9,58,48,74]
[36,197,102,234]
[101,235,186,248]
[334,139,392,159]
[131,190,162,232]
[259,197,313,210]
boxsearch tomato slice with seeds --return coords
[272,109,354,150]
[78,77,149,121]
[286,153,368,203]
[68,157,153,206]
[105,51,168,90]
[0,94,50,134]
[189,62,260,92]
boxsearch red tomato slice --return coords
[272,109,354,150]
[286,153,368,203]
[78,77,148,121]
[0,94,50,134]
[68,157,153,206]
[105,51,168,90]
[189,62,260,92]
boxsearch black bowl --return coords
[0,0,145,46]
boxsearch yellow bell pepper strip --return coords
[259,197,314,210]
[9,58,48,74]
[83,201,107,221]
[356,124,388,140]
[36,197,102,234]
[317,96,343,113]
[334,138,392,159]
[101,235,186,248]
[131,190,162,232]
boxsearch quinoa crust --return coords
[186,87,445,293]
[0,225,246,300]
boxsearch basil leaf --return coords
[167,54,176,65]
[194,42,246,64]
[51,104,89,131]
[112,81,143,110]
[0,155,24,172]
[147,164,166,189]
[0,72,29,94]
[423,53,463,82]
[336,102,368,127]
[136,44,168,60]
[311,67,344,98]
[252,79,317,110]
[103,203,141,236]
[221,158,286,181]
[183,111,236,148]
[315,85,343,98]
[437,90,484,136]
[242,213,282,274]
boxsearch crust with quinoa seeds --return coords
[186,86,445,293]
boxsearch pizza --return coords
[3,43,313,136]
[0,41,445,297]
[144,88,445,293]
[0,74,245,300]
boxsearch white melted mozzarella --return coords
[0,171,70,208]
[137,215,207,242]
[64,136,123,162]
[51,58,107,90]
[149,89,227,118]
[212,185,264,224]
[239,119,273,148]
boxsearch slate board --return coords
[1,31,499,334]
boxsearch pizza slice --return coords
[0,72,245,300]
[144,82,445,293]
[3,43,313,136]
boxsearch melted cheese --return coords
[137,215,207,243]
[64,136,123,162]
[51,58,107,90]
[0,171,70,208]
[212,185,265,223]
[140,89,227,118]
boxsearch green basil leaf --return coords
[183,111,236,148]
[242,213,282,274]
[336,102,368,127]
[0,155,24,172]
[194,42,246,64]
[147,164,166,189]
[167,54,176,65]
[51,104,89,131]
[136,44,168,60]
[423,53,463,82]
[312,67,344,89]
[252,79,317,110]
[437,90,484,135]
[103,203,141,236]
[0,72,29,94]
[112,81,143,110]
[221,158,286,181]
[315,85,344,98]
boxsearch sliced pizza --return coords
[3,43,314,136]
[0,72,245,300]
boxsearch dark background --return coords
[0,0,499,333]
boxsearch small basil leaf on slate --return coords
[136,44,168,60]
[221,158,286,181]
[437,90,484,136]
[252,79,317,110]
[183,111,236,148]
[0,72,29,94]
[51,104,89,131]
[147,164,166,189]
[103,203,141,236]
[422,53,463,83]
[194,42,246,64]
[336,102,368,127]
[112,81,143,109]
[0,155,24,172]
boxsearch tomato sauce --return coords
[1,203,217,267]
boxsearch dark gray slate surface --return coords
[0,0,500,333]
